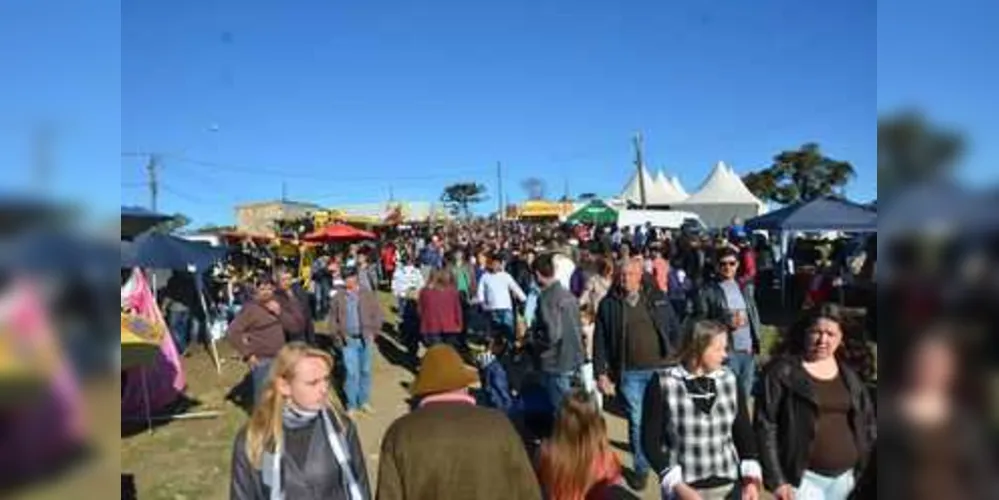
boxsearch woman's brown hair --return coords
[426,268,455,290]
[674,320,728,368]
[538,391,619,500]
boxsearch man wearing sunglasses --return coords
[696,247,762,399]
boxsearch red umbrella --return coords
[303,223,376,242]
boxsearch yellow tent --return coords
[120,313,165,370]
[517,200,574,219]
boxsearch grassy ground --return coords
[118,294,784,500]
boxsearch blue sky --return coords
[2,0,994,226]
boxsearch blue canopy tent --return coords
[121,232,228,374]
[745,196,877,233]
[121,206,173,240]
[745,197,877,308]
[121,232,226,271]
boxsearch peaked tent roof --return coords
[654,170,687,203]
[681,161,765,207]
[745,196,876,232]
[621,166,687,205]
[669,175,688,197]
[620,166,657,205]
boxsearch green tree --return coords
[441,182,488,219]
[152,213,192,233]
[878,111,963,197]
[743,143,855,204]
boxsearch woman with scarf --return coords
[231,343,370,500]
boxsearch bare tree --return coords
[520,177,546,200]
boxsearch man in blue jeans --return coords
[475,253,526,345]
[695,247,761,398]
[529,253,585,411]
[593,258,682,491]
[329,267,385,417]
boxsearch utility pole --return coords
[146,154,159,211]
[32,123,54,193]
[496,161,504,220]
[633,132,647,209]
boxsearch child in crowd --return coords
[475,336,514,413]
[578,306,602,410]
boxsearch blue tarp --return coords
[745,196,877,233]
[121,232,226,270]
[0,230,118,277]
[121,206,173,239]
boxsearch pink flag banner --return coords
[120,268,186,417]
[0,279,86,480]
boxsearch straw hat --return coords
[410,345,479,397]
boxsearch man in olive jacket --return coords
[592,258,682,489]
[376,345,541,500]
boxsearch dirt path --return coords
[120,294,663,499]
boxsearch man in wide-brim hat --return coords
[375,345,541,500]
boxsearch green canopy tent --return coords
[567,200,618,225]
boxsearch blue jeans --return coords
[489,309,515,343]
[540,371,575,411]
[726,351,756,398]
[798,470,855,499]
[250,357,274,406]
[168,309,191,355]
[342,337,373,410]
[620,369,656,476]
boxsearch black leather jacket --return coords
[754,355,876,491]
[695,279,762,354]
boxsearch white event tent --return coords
[620,166,688,206]
[678,161,766,228]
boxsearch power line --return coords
[124,152,491,183]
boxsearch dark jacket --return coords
[695,279,762,354]
[376,402,541,500]
[230,409,370,500]
[278,283,315,344]
[227,301,286,359]
[328,289,384,342]
[754,356,876,491]
[592,287,682,381]
[530,282,585,374]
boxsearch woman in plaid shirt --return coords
[641,320,762,500]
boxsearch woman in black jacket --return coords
[231,343,370,500]
[755,306,876,500]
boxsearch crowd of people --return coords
[220,219,884,500]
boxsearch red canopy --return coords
[303,223,376,242]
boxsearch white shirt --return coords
[476,271,526,311]
[553,254,576,290]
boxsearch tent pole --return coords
[141,369,153,434]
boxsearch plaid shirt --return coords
[651,365,760,489]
